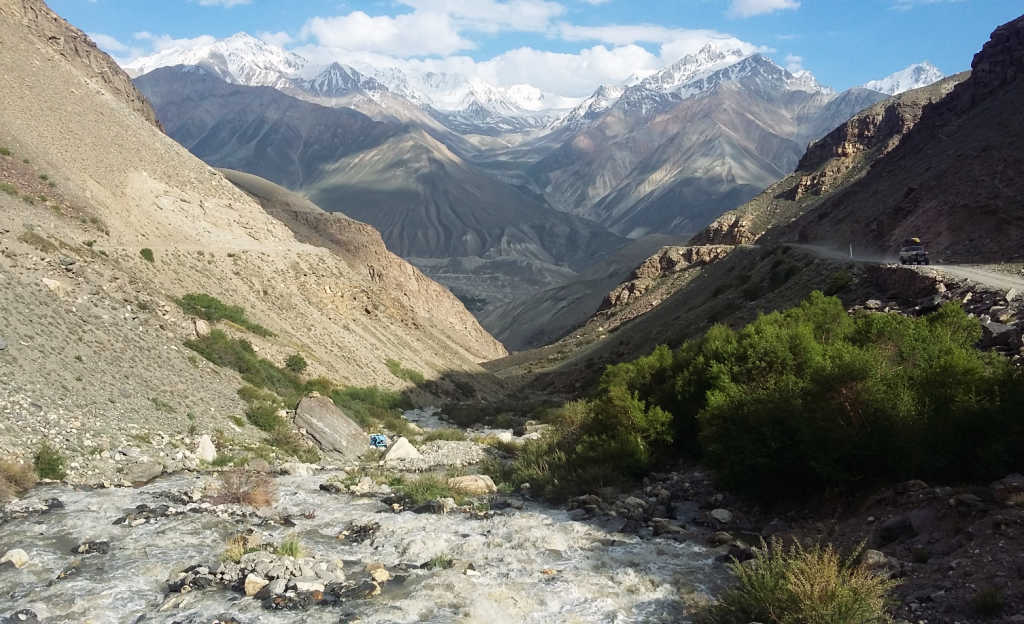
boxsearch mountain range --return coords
[126,33,949,347]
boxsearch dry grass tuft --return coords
[704,538,898,624]
[0,459,38,501]
[208,469,276,508]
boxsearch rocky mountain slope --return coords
[695,72,967,247]
[528,50,891,239]
[136,67,625,316]
[768,16,1024,262]
[0,0,504,478]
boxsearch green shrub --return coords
[0,147,10,156]
[704,539,896,624]
[0,182,17,196]
[521,292,1024,500]
[140,248,155,263]
[420,429,467,442]
[824,269,854,295]
[386,358,425,385]
[245,401,285,432]
[394,474,462,505]
[186,331,302,402]
[285,354,308,374]
[266,426,320,463]
[275,535,304,558]
[34,443,67,480]
[424,554,455,569]
[175,293,274,337]
[330,386,414,436]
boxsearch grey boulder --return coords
[294,395,367,462]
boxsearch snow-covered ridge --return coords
[863,62,944,95]
[124,33,306,90]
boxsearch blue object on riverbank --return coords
[369,434,389,448]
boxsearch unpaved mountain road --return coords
[791,244,1024,293]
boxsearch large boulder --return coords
[196,435,216,463]
[294,395,367,462]
[383,437,421,463]
[447,475,497,496]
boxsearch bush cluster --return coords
[704,538,896,624]
[386,358,425,385]
[499,292,1024,499]
[34,443,67,481]
[176,293,274,337]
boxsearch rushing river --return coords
[0,473,720,623]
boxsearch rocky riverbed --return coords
[0,471,723,623]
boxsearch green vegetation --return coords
[188,331,302,402]
[0,147,11,156]
[419,428,467,442]
[139,248,155,263]
[222,534,266,563]
[824,269,854,295]
[495,292,1024,500]
[392,474,464,506]
[285,353,308,374]
[38,174,48,181]
[275,535,304,558]
[424,554,455,570]
[175,293,274,337]
[386,358,425,385]
[1,182,17,196]
[149,397,175,414]
[34,443,67,480]
[330,386,415,436]
[704,539,896,624]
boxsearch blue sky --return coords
[50,0,1023,97]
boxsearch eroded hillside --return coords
[0,0,505,481]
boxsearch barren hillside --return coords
[0,0,505,481]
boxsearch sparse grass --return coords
[0,459,38,501]
[703,539,897,624]
[18,230,57,253]
[0,182,16,196]
[276,535,305,558]
[393,474,464,506]
[824,269,854,296]
[424,554,455,570]
[140,248,155,263]
[285,354,308,374]
[34,443,67,480]
[187,331,300,401]
[331,386,415,437]
[149,397,175,414]
[971,587,1005,618]
[229,415,246,428]
[211,454,239,467]
[266,426,320,464]
[478,435,521,456]
[207,469,275,508]
[419,429,467,442]
[222,534,267,563]
[38,174,48,181]
[0,147,11,156]
[386,358,425,385]
[130,432,153,445]
[187,412,198,436]
[175,293,274,337]
[83,240,96,248]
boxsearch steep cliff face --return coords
[0,0,161,128]
[773,14,1024,261]
[601,246,734,311]
[692,72,966,247]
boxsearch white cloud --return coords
[784,53,803,72]
[727,0,800,18]
[258,31,294,47]
[89,32,130,53]
[301,11,472,56]
[398,0,566,32]
[196,0,251,6]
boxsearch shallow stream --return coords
[0,473,719,623]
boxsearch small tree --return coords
[140,248,155,263]
[34,443,67,480]
[285,353,308,374]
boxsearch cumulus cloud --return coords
[727,0,800,18]
[257,31,295,47]
[301,11,472,57]
[784,53,804,72]
[398,0,566,32]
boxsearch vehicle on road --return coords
[899,238,930,265]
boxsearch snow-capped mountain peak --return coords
[639,43,750,93]
[124,32,306,89]
[863,62,944,95]
[301,62,387,98]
